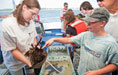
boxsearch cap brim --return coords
[81,17,100,24]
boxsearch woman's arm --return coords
[11,49,32,67]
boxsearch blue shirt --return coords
[71,31,118,75]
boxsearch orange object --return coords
[68,20,87,47]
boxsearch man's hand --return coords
[85,64,118,75]
[42,38,54,49]
[85,70,100,75]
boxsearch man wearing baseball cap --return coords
[43,8,118,75]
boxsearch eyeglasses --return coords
[97,0,103,2]
[29,10,37,17]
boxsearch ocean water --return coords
[0,9,81,23]
[39,9,80,23]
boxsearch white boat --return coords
[43,22,61,30]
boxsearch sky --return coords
[0,0,99,9]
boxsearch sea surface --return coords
[0,9,81,23]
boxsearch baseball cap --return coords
[82,8,110,23]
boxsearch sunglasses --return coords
[97,0,103,2]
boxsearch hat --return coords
[82,8,110,23]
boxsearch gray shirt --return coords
[71,31,118,75]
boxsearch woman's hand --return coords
[27,60,32,67]
[33,38,38,47]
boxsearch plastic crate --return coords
[39,46,75,75]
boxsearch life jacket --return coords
[68,20,87,37]
[61,9,67,21]
[68,20,87,47]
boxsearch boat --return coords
[0,0,75,74]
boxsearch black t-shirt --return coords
[66,25,77,36]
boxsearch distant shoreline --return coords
[0,9,13,12]
[0,8,79,11]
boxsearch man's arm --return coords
[43,37,72,48]
[85,64,118,75]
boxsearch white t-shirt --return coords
[1,15,37,71]
[104,13,118,41]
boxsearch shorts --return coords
[10,65,34,75]
[73,48,81,75]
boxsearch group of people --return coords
[47,0,118,75]
[0,0,118,75]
